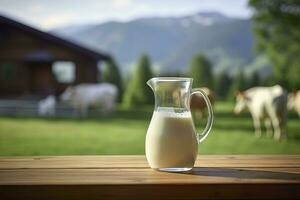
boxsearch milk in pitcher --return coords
[145,107,198,171]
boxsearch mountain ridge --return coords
[51,11,259,75]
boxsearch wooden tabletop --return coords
[0,155,300,199]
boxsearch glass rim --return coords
[148,77,192,82]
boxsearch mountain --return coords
[51,12,256,75]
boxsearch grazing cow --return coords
[190,87,215,117]
[60,83,118,117]
[288,90,300,118]
[38,95,56,117]
[234,85,288,140]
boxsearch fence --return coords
[0,100,107,117]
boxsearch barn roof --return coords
[0,14,111,61]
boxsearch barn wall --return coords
[0,61,29,97]
[0,22,102,98]
[75,60,98,84]
[0,24,83,60]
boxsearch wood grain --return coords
[0,155,299,199]
[1,155,299,169]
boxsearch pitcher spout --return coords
[147,78,155,91]
[146,77,193,109]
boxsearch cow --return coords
[288,90,300,118]
[234,85,288,140]
[190,87,215,118]
[38,95,56,117]
[60,83,118,117]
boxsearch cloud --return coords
[30,4,45,13]
[42,13,74,29]
[112,0,133,7]
[0,0,252,30]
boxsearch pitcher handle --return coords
[190,88,214,143]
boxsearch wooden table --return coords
[0,155,299,199]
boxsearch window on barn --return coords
[52,61,75,83]
[0,62,17,81]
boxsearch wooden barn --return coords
[0,15,111,99]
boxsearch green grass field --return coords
[0,102,299,156]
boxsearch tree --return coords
[159,71,186,77]
[230,70,247,99]
[247,71,260,88]
[189,53,213,88]
[102,58,123,102]
[249,0,300,90]
[215,72,232,99]
[288,59,300,89]
[123,54,154,107]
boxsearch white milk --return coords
[145,108,198,170]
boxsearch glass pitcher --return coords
[146,77,213,172]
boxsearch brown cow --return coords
[190,87,215,118]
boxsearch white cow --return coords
[234,85,288,140]
[288,90,300,118]
[38,95,56,117]
[60,83,118,117]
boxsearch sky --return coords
[0,0,252,30]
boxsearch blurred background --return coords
[0,0,299,155]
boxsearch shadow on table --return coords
[183,167,300,181]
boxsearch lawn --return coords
[0,101,299,156]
